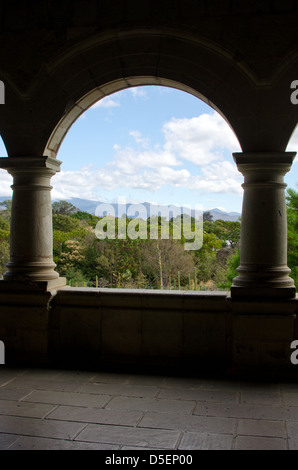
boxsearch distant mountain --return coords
[61,198,241,222]
[206,208,241,222]
[0,195,241,221]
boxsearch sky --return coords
[0,85,297,214]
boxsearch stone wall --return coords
[1,287,298,379]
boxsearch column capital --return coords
[0,156,62,174]
[233,152,296,180]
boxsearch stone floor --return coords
[1,367,298,450]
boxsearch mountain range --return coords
[0,196,241,221]
[62,197,241,222]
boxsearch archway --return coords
[49,84,243,290]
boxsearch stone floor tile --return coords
[285,421,298,438]
[158,388,238,403]
[124,375,167,387]
[3,377,84,392]
[288,438,298,450]
[46,405,142,426]
[178,431,234,450]
[240,390,282,405]
[20,369,63,380]
[237,419,286,437]
[163,377,209,389]
[106,396,195,414]
[239,382,281,393]
[139,411,235,434]
[280,382,298,393]
[91,373,166,387]
[85,372,132,384]
[75,423,181,449]
[0,369,27,386]
[0,387,33,401]
[235,435,287,450]
[8,436,120,450]
[53,370,98,382]
[0,400,56,419]
[0,433,21,450]
[282,393,298,406]
[22,390,111,408]
[193,401,294,421]
[0,415,86,440]
[163,377,241,392]
[77,382,159,398]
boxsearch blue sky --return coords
[0,85,297,213]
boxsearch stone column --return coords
[0,156,66,289]
[231,152,296,299]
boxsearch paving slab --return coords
[91,373,166,387]
[0,400,56,419]
[163,377,241,392]
[0,434,21,450]
[2,377,85,392]
[285,421,298,438]
[8,436,120,450]
[139,411,235,434]
[235,435,287,450]
[194,401,298,421]
[22,390,111,408]
[178,431,234,450]
[46,405,142,426]
[281,393,298,406]
[0,387,34,401]
[77,382,159,398]
[237,418,287,438]
[106,396,195,414]
[240,390,282,406]
[0,415,86,440]
[75,423,181,449]
[158,388,238,403]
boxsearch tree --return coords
[52,200,78,216]
[0,240,9,278]
[0,200,12,223]
[139,239,195,289]
[287,187,298,286]
[203,211,213,222]
[53,213,83,232]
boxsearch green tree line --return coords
[0,191,297,289]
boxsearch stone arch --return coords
[31,28,257,159]
[44,77,238,159]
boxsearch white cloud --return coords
[109,146,181,175]
[130,88,148,99]
[91,97,120,109]
[287,125,298,160]
[188,161,243,195]
[163,113,241,165]
[0,110,243,201]
[50,111,243,199]
[0,170,12,196]
[129,130,150,148]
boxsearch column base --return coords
[231,286,296,299]
[0,277,67,293]
[231,264,296,299]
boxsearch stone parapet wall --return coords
[1,287,298,379]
